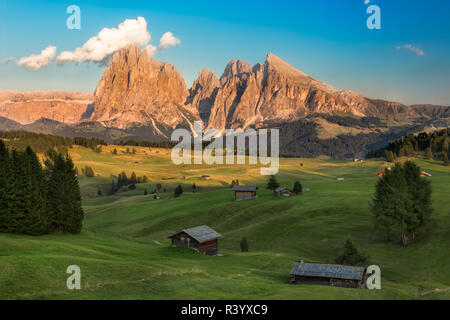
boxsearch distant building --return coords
[232,186,257,201]
[169,226,222,256]
[420,171,432,177]
[289,262,366,289]
[201,175,211,180]
[274,186,295,197]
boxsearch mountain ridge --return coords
[0,46,449,158]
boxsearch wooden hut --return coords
[289,262,366,289]
[274,186,295,197]
[169,226,222,256]
[232,186,257,201]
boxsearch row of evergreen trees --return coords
[367,128,450,166]
[1,131,109,154]
[0,140,84,235]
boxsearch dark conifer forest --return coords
[0,140,84,235]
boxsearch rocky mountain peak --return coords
[221,59,252,80]
[92,45,197,131]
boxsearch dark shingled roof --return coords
[171,226,222,244]
[274,186,290,193]
[290,262,365,281]
[232,186,257,192]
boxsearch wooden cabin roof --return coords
[290,262,365,281]
[232,186,257,192]
[275,186,291,193]
[170,226,222,244]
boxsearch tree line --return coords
[0,131,108,154]
[109,171,149,194]
[0,140,84,235]
[367,128,450,166]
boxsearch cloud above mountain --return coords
[57,17,151,64]
[15,46,57,70]
[145,32,181,57]
[12,17,180,69]
[396,44,425,56]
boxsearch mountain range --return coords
[1,45,449,158]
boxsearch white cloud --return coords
[1,57,14,65]
[16,46,57,69]
[396,44,425,56]
[159,32,181,49]
[144,44,159,58]
[57,17,151,64]
[145,32,181,57]
[11,17,180,69]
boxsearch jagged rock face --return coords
[203,53,364,131]
[185,69,220,125]
[0,91,93,125]
[197,53,450,131]
[92,45,199,131]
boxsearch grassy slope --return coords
[0,146,449,300]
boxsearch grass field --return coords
[1,145,449,300]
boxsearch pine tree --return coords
[240,238,249,252]
[130,172,137,184]
[7,149,28,233]
[174,185,183,198]
[335,240,367,266]
[192,183,197,193]
[62,155,84,234]
[293,181,303,195]
[46,151,84,234]
[403,161,432,237]
[385,150,397,162]
[0,140,11,232]
[266,175,280,191]
[444,152,450,167]
[144,189,148,196]
[425,147,433,160]
[21,147,52,235]
[370,162,432,246]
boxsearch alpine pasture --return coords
[1,145,449,299]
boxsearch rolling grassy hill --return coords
[1,146,449,299]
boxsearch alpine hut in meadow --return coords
[169,226,222,256]
[232,185,257,201]
[289,262,366,288]
[274,186,295,197]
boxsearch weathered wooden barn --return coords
[289,262,366,288]
[232,186,257,201]
[274,186,295,197]
[169,226,222,256]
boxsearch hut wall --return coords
[235,191,256,201]
[294,275,330,286]
[198,239,218,256]
[171,232,199,251]
[294,275,361,288]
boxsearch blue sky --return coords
[0,0,449,105]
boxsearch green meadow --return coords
[1,145,449,300]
